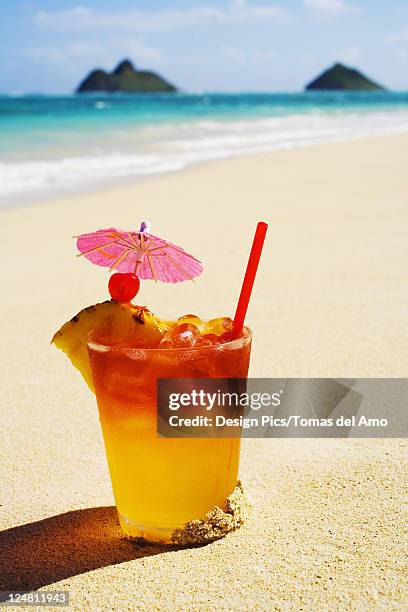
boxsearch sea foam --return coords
[1,93,408,207]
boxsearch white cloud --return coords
[300,52,317,65]
[108,40,162,63]
[253,49,276,61]
[387,27,408,45]
[386,26,408,63]
[335,45,362,64]
[303,0,348,16]
[33,2,285,33]
[222,46,246,62]
[65,41,106,59]
[221,46,276,63]
[25,47,66,63]
[25,39,162,69]
[396,48,408,63]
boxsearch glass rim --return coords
[87,326,252,355]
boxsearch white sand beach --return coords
[0,133,407,609]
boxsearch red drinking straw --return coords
[233,221,268,336]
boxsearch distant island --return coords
[305,63,385,91]
[76,59,177,93]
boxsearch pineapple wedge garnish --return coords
[52,300,168,392]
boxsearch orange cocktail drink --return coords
[88,329,251,543]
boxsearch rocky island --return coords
[76,59,177,93]
[305,63,385,91]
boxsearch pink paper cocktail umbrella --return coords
[76,222,202,283]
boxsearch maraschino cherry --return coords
[108,273,140,302]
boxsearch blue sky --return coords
[1,0,408,92]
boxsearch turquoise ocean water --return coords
[1,91,408,207]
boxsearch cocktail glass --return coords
[87,329,251,543]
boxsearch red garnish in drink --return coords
[108,273,140,302]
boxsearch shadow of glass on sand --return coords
[0,506,179,596]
